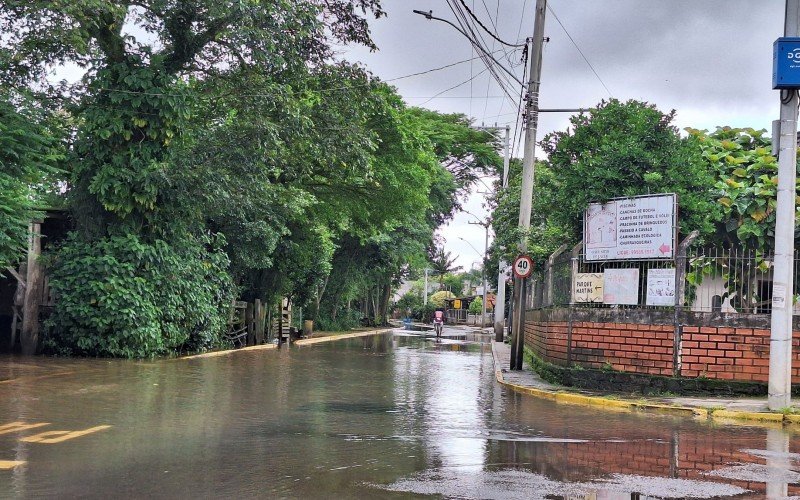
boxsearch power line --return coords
[458,0,526,48]
[547,4,613,97]
[419,67,491,106]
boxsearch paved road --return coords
[1,330,798,498]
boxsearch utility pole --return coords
[495,125,511,341]
[423,268,429,306]
[466,220,491,329]
[510,0,547,370]
[769,0,800,410]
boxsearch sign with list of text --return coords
[584,194,676,261]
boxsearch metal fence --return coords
[528,242,800,315]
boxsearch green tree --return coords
[491,100,718,269]
[468,296,483,314]
[686,126,789,250]
[430,248,463,288]
[0,93,63,268]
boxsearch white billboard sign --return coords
[646,268,676,306]
[603,268,640,305]
[584,194,676,261]
[573,273,604,303]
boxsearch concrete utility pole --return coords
[769,0,800,410]
[473,124,512,338]
[423,268,429,306]
[495,125,511,341]
[510,0,547,370]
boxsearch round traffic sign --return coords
[513,255,533,279]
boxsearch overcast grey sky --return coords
[342,0,787,270]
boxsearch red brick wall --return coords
[680,326,800,383]
[525,320,673,376]
[525,321,568,365]
[524,311,800,383]
[571,322,673,376]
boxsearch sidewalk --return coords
[490,341,800,426]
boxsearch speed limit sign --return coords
[513,255,534,279]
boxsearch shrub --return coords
[429,290,454,308]
[468,297,483,314]
[44,232,234,357]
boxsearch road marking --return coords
[0,461,25,469]
[20,425,111,444]
[0,422,50,435]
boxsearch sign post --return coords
[510,255,533,369]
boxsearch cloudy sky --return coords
[342,0,787,270]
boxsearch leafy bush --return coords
[468,297,483,314]
[394,291,422,316]
[44,232,234,357]
[411,303,436,323]
[428,290,454,308]
[315,308,361,332]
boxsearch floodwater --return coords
[2,330,800,499]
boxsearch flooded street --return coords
[2,330,800,498]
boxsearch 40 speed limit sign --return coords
[513,255,534,279]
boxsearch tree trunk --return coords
[379,282,391,326]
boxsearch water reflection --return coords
[1,333,800,498]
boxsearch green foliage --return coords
[45,233,234,357]
[395,291,423,316]
[1,1,502,356]
[686,126,784,250]
[491,100,718,269]
[0,93,63,268]
[429,290,455,308]
[315,309,362,332]
[411,303,436,323]
[468,296,483,314]
[430,248,463,286]
[441,273,464,296]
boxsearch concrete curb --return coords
[490,345,800,427]
[180,327,395,359]
[493,368,707,418]
[179,343,277,360]
[294,328,394,346]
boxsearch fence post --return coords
[245,302,255,346]
[546,244,568,307]
[567,241,583,365]
[254,299,265,344]
[673,231,699,377]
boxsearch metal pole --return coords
[423,268,429,306]
[481,224,489,329]
[495,125,511,341]
[511,0,547,370]
[769,0,800,410]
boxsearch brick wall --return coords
[524,321,568,365]
[524,308,800,383]
[680,327,800,383]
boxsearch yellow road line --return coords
[0,422,50,435]
[0,461,25,469]
[21,425,111,444]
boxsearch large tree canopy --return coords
[491,99,719,269]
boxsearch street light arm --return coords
[412,10,525,87]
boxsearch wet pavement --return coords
[2,329,800,498]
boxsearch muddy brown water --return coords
[1,331,799,499]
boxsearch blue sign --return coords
[773,37,800,89]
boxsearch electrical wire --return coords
[458,0,525,48]
[446,0,521,106]
[419,67,491,106]
[77,51,508,100]
[547,3,613,97]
